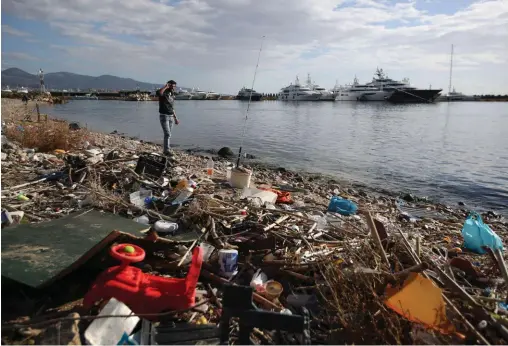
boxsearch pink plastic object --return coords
[83,244,203,320]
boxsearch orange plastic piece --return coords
[385,272,455,334]
[260,188,293,204]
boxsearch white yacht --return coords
[278,76,321,101]
[174,88,192,100]
[330,80,342,97]
[17,87,29,94]
[2,85,12,93]
[206,91,221,100]
[366,68,412,93]
[438,88,476,101]
[305,74,335,101]
[190,88,207,100]
[335,77,389,101]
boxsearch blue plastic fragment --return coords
[482,288,491,297]
[117,331,139,345]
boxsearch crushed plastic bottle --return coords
[309,214,328,230]
[153,220,179,234]
[134,215,149,225]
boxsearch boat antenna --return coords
[448,44,454,95]
[236,35,265,168]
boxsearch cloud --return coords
[2,51,38,60]
[2,24,31,37]
[2,0,508,94]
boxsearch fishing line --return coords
[236,35,265,168]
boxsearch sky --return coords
[1,0,507,94]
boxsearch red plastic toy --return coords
[83,243,203,320]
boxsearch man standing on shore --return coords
[157,80,179,157]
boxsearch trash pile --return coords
[1,102,508,345]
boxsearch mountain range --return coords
[1,68,166,91]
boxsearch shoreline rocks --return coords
[218,146,235,158]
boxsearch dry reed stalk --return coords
[4,120,87,152]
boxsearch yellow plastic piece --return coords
[385,273,455,334]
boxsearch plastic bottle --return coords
[206,157,214,176]
[172,187,194,204]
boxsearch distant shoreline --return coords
[2,92,507,102]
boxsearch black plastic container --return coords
[134,153,167,180]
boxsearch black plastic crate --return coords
[134,153,167,180]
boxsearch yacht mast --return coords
[448,44,454,95]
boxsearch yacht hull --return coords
[336,90,390,101]
[318,93,336,101]
[190,94,207,100]
[278,94,321,101]
[360,91,393,101]
[387,89,442,103]
[175,94,192,100]
[237,94,262,101]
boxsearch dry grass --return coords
[314,239,461,345]
[4,120,88,153]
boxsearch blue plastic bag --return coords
[327,196,358,216]
[461,212,504,254]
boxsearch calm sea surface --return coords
[41,100,508,214]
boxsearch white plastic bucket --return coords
[230,169,252,189]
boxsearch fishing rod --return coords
[236,35,265,168]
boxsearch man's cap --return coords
[167,80,177,85]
